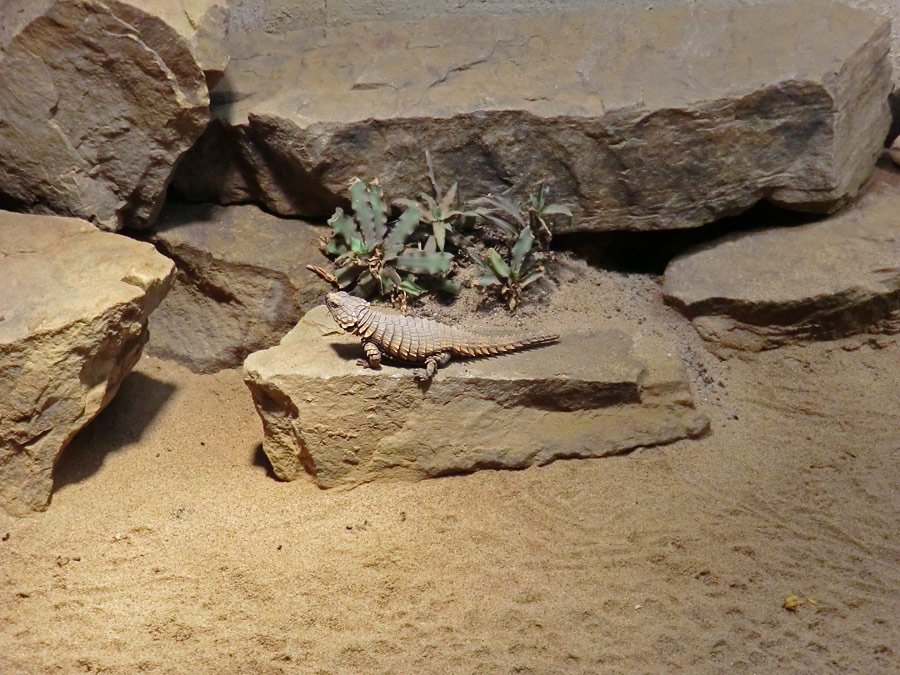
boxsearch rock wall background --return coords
[227,0,899,107]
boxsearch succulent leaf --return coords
[541,204,572,216]
[399,276,426,296]
[395,250,452,274]
[349,180,379,249]
[519,270,544,288]
[329,208,359,244]
[510,225,534,278]
[487,248,511,279]
[349,237,368,256]
[434,278,461,295]
[383,206,421,260]
[368,184,388,238]
[433,220,447,251]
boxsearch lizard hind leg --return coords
[356,340,382,369]
[413,352,451,382]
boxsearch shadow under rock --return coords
[555,200,822,275]
[53,371,177,492]
[252,443,278,480]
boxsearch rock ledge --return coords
[243,306,708,487]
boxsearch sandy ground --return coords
[2,265,900,673]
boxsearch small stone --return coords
[783,595,801,611]
[242,306,708,487]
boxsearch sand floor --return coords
[2,278,900,672]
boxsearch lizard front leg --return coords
[413,352,451,382]
[356,340,382,369]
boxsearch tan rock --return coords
[146,202,331,373]
[0,0,210,231]
[0,212,175,515]
[663,165,900,355]
[243,306,708,487]
[174,0,891,232]
[136,0,230,86]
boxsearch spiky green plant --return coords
[322,177,454,303]
[467,184,570,310]
[470,224,545,311]
[394,150,477,253]
[472,183,571,251]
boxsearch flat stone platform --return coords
[243,306,708,488]
[664,163,900,354]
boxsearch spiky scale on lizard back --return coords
[324,291,559,381]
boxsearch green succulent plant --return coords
[322,177,454,303]
[394,150,477,253]
[470,224,546,312]
[467,184,570,311]
[472,183,571,251]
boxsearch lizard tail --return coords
[453,333,559,358]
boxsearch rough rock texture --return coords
[227,0,900,94]
[0,212,175,515]
[0,0,210,232]
[139,0,230,87]
[146,202,331,373]
[243,306,708,487]
[173,0,892,232]
[663,164,900,355]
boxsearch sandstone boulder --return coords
[174,0,891,232]
[0,0,210,231]
[146,202,331,373]
[663,164,900,355]
[0,212,175,515]
[243,306,708,487]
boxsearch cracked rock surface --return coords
[243,306,709,488]
[0,211,175,515]
[174,0,891,231]
[663,162,900,355]
[146,201,331,373]
[0,0,210,231]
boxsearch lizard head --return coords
[325,291,369,331]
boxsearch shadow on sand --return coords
[52,371,177,493]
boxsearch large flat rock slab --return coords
[146,202,331,373]
[243,306,708,487]
[174,0,891,232]
[0,212,175,515]
[663,164,900,354]
[0,0,210,231]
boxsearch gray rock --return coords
[0,212,174,516]
[243,306,709,487]
[174,0,891,232]
[0,0,210,231]
[146,202,332,373]
[663,164,900,354]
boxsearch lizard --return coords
[324,291,559,382]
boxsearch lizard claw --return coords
[413,369,430,382]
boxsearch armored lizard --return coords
[325,291,559,381]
